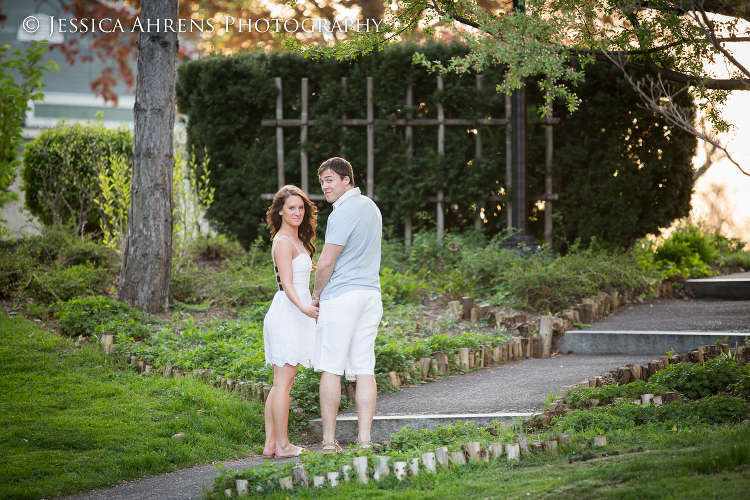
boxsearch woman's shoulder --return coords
[272,234,302,254]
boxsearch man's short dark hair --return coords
[318,157,356,188]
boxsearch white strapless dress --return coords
[263,237,316,367]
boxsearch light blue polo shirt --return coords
[321,187,382,300]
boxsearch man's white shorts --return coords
[314,289,383,377]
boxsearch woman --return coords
[262,185,319,458]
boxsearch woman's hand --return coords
[301,304,319,319]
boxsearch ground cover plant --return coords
[0,314,269,500]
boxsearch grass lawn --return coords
[252,426,750,500]
[0,314,269,500]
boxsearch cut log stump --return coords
[505,443,520,461]
[422,452,437,472]
[435,447,450,469]
[461,296,474,320]
[515,434,529,454]
[352,456,369,484]
[292,465,309,488]
[449,451,467,466]
[373,456,390,481]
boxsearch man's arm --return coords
[312,243,344,304]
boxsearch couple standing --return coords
[262,157,383,457]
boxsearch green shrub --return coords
[425,332,506,356]
[237,301,272,323]
[645,223,750,279]
[117,317,271,380]
[649,357,747,399]
[565,380,673,408]
[389,421,497,453]
[407,231,468,275]
[374,339,409,374]
[556,395,749,432]
[25,263,110,304]
[170,261,275,308]
[730,373,750,399]
[56,296,147,337]
[655,224,717,265]
[554,407,636,433]
[58,240,118,268]
[721,251,750,270]
[380,268,429,306]
[170,268,198,303]
[97,317,152,341]
[0,243,36,297]
[22,121,133,234]
[1,42,56,211]
[289,367,323,416]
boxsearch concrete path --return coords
[588,297,750,332]
[341,354,654,416]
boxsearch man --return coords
[311,157,383,452]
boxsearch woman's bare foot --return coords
[273,443,305,458]
[262,440,276,457]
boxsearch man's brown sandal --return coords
[355,440,381,451]
[322,441,343,454]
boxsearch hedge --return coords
[176,42,696,249]
[22,121,133,234]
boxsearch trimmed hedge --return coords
[176,42,696,249]
[22,121,132,232]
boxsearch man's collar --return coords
[333,187,360,209]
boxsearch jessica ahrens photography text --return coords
[22,15,385,37]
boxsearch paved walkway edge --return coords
[555,330,748,355]
[309,413,534,443]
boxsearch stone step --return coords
[686,278,750,300]
[555,330,748,355]
[309,412,533,443]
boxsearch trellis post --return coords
[544,92,554,245]
[436,75,445,241]
[341,77,348,155]
[405,84,414,249]
[505,93,512,234]
[301,78,309,194]
[536,77,559,246]
[501,0,540,249]
[366,76,375,198]
[475,74,483,233]
[510,83,527,235]
[275,77,285,189]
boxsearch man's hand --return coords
[312,299,320,308]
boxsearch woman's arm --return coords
[274,239,318,319]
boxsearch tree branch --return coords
[430,0,484,30]
[578,51,750,90]
[690,3,750,80]
[435,3,750,91]
[602,51,749,178]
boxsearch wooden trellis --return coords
[260,76,558,244]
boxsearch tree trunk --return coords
[118,0,177,313]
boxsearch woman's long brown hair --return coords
[265,185,318,261]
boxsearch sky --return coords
[688,36,750,244]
